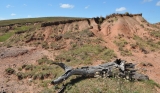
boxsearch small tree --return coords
[125,12,129,16]
[99,16,104,24]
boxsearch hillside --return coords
[0,13,160,93]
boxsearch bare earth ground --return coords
[0,47,54,93]
[0,46,160,93]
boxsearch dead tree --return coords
[51,59,149,84]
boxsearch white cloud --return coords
[156,1,160,6]
[27,15,32,18]
[85,5,90,9]
[11,13,16,16]
[60,4,74,9]
[143,0,152,2]
[23,4,27,6]
[6,4,11,8]
[6,4,14,8]
[116,7,126,12]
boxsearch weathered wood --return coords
[51,59,149,85]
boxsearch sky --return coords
[0,0,160,23]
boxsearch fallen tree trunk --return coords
[51,59,149,84]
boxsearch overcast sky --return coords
[0,0,160,23]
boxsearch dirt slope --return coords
[0,13,160,92]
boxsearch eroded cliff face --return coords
[1,14,159,46]
[0,14,160,93]
[0,13,157,47]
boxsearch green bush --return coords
[5,68,15,75]
[125,12,129,16]
[17,72,26,80]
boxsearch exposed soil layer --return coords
[0,13,160,92]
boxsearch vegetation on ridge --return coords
[0,17,85,26]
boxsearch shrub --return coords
[36,72,45,80]
[50,43,61,50]
[140,24,144,28]
[63,31,73,39]
[99,16,104,24]
[125,12,129,16]
[37,56,47,65]
[79,29,94,37]
[24,65,33,70]
[22,64,27,69]
[42,41,49,49]
[18,67,22,71]
[5,68,15,75]
[37,56,53,65]
[17,72,26,80]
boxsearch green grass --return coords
[55,44,116,65]
[15,56,64,81]
[6,57,159,93]
[0,17,86,26]
[121,49,132,56]
[144,79,160,88]
[114,38,132,56]
[0,25,36,42]
[37,56,53,65]
[14,26,33,34]
[0,31,14,42]
[63,78,157,93]
[42,77,158,93]
[133,35,160,52]
[150,30,160,38]
[114,38,128,48]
